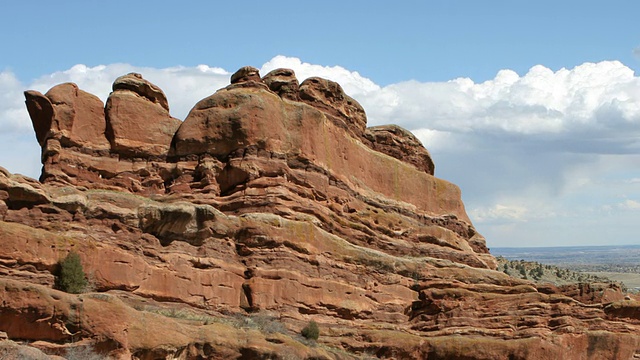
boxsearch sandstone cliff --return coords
[0,67,639,359]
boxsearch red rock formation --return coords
[1,66,638,359]
[25,83,110,151]
[105,73,182,158]
[299,77,367,138]
[262,68,300,101]
[364,124,435,175]
[24,74,182,193]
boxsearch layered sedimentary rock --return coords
[0,67,638,359]
[105,73,182,157]
[25,83,110,152]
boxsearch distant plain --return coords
[492,245,640,291]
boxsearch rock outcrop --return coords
[262,68,300,100]
[364,125,435,175]
[25,83,110,151]
[1,66,638,359]
[105,73,181,157]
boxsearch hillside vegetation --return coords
[496,256,621,287]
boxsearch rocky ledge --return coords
[0,66,639,359]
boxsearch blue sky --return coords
[1,1,640,248]
[5,1,638,83]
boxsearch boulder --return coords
[262,68,300,100]
[0,173,50,209]
[230,66,261,84]
[105,73,181,157]
[299,77,367,137]
[112,72,169,111]
[24,83,109,151]
[0,200,7,219]
[365,124,435,175]
[173,85,282,158]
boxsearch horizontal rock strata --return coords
[0,67,637,359]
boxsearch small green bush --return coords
[57,251,87,294]
[301,320,320,340]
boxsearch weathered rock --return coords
[112,72,169,111]
[22,80,187,190]
[262,68,300,100]
[365,124,435,175]
[0,172,8,219]
[174,83,464,222]
[0,339,59,360]
[46,186,88,214]
[24,84,110,185]
[10,69,640,359]
[43,83,109,151]
[0,172,50,208]
[299,77,367,137]
[105,73,181,157]
[23,91,54,146]
[605,300,640,320]
[230,66,261,84]
[138,202,230,245]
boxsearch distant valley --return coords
[492,245,640,291]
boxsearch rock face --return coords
[299,77,367,138]
[364,125,436,175]
[105,73,181,157]
[25,83,110,151]
[2,67,639,359]
[262,68,300,100]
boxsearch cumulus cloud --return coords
[2,56,640,247]
[364,61,640,142]
[260,55,380,97]
[0,71,30,132]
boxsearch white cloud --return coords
[618,199,640,211]
[470,204,529,223]
[363,61,640,143]
[1,64,232,176]
[2,56,640,247]
[0,71,30,132]
[28,64,230,121]
[260,55,380,97]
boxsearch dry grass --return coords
[588,272,640,290]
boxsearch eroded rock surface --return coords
[105,73,181,157]
[365,125,435,175]
[2,68,639,359]
[299,77,367,138]
[25,83,109,151]
[262,68,300,100]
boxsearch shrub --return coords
[57,251,88,294]
[301,320,320,340]
[519,266,527,277]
